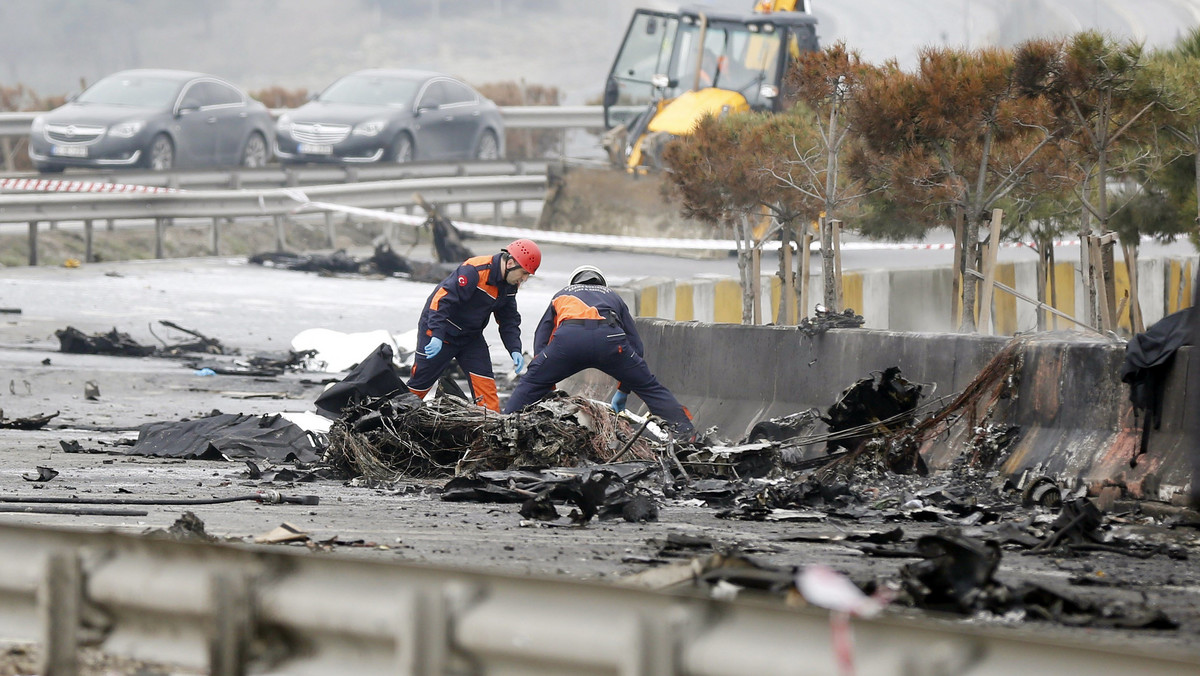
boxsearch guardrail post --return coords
[394,589,449,676]
[324,211,336,248]
[27,221,38,266]
[38,551,81,676]
[211,217,221,256]
[155,218,165,258]
[209,571,254,676]
[84,220,94,263]
[493,201,502,227]
[274,215,287,251]
[1,138,13,172]
[459,203,468,218]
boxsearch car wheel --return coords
[146,134,174,170]
[389,133,414,164]
[240,132,268,168]
[474,130,500,160]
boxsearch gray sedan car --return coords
[274,69,505,164]
[28,69,274,173]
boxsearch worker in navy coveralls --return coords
[502,265,696,438]
[408,239,541,412]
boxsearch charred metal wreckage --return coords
[9,285,1195,651]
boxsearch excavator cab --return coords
[602,4,819,170]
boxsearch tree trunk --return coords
[778,223,793,325]
[1035,236,1050,331]
[820,215,836,311]
[798,230,812,321]
[1080,180,1096,326]
[735,215,754,324]
[951,208,964,330]
[960,208,981,332]
[1194,147,1200,226]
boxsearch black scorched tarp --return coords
[129,413,320,464]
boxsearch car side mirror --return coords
[178,101,201,115]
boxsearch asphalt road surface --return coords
[0,248,1198,662]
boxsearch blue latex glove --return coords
[424,336,443,359]
[611,390,628,413]
[511,351,525,374]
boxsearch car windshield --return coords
[76,76,183,108]
[318,75,420,106]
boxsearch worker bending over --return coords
[502,265,696,439]
[408,239,540,412]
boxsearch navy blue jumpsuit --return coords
[502,283,694,435]
[409,253,522,411]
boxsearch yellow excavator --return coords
[602,0,818,170]
[538,1,818,236]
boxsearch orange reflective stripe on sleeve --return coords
[428,287,449,311]
[468,372,500,412]
[476,267,498,299]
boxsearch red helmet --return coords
[504,239,541,274]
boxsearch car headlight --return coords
[31,116,45,133]
[276,114,292,134]
[352,119,388,137]
[108,121,145,138]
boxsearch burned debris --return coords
[323,393,658,480]
[797,306,866,337]
[249,198,472,283]
[56,326,156,357]
[249,243,458,284]
[0,410,58,430]
[55,321,314,377]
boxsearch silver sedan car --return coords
[274,69,505,164]
[28,69,274,173]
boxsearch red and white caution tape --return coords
[286,190,1098,253]
[0,177,177,194]
[0,180,1123,252]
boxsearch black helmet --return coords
[569,264,606,286]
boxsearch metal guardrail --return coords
[1,523,1196,676]
[0,112,34,138]
[0,174,546,225]
[0,158,551,192]
[0,106,605,142]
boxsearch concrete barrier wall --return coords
[563,321,1194,506]
[623,256,1197,335]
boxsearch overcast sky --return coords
[2,0,1197,105]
